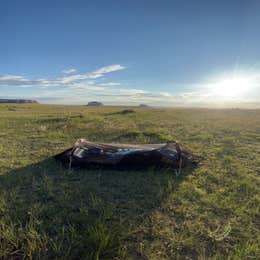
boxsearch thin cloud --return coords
[0,64,126,87]
[62,68,76,74]
[100,82,121,86]
[0,75,54,87]
[2,85,260,108]
[94,64,125,74]
[60,64,125,83]
[2,66,260,107]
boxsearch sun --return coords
[210,76,252,97]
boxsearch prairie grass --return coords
[0,104,259,259]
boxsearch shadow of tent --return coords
[0,158,195,259]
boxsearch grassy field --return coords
[0,103,259,259]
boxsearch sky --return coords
[1,0,260,107]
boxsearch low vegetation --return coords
[0,104,259,259]
[111,109,136,115]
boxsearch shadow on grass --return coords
[0,158,194,259]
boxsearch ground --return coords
[0,104,259,259]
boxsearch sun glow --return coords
[210,76,252,98]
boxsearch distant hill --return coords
[0,99,38,104]
[86,101,104,106]
[139,104,149,107]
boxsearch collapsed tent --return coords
[54,139,199,171]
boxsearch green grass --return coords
[0,104,259,259]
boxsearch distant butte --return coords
[86,101,104,106]
[0,99,38,103]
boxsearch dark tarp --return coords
[54,139,199,171]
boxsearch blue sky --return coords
[1,0,260,107]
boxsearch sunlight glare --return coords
[210,76,252,97]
